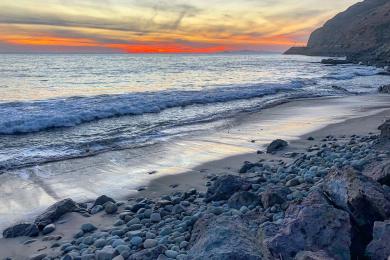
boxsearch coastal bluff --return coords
[285,0,390,67]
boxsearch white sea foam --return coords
[0,82,305,134]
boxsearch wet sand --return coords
[0,94,390,236]
[0,94,389,258]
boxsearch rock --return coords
[81,223,97,233]
[284,0,390,67]
[378,84,390,94]
[227,191,260,209]
[366,220,390,259]
[34,198,81,229]
[42,224,55,235]
[90,205,104,215]
[165,250,179,258]
[259,191,351,260]
[323,168,390,258]
[104,201,118,214]
[3,223,39,238]
[294,250,335,260]
[28,254,47,260]
[129,245,167,260]
[365,160,390,185]
[239,162,262,174]
[204,175,248,202]
[321,59,350,65]
[150,213,161,223]
[188,214,262,260]
[261,186,290,208]
[379,120,390,138]
[267,139,288,153]
[93,195,116,208]
[95,246,115,260]
[130,236,143,246]
[143,239,158,249]
[286,178,300,187]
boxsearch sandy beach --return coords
[0,93,389,259]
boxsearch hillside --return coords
[285,0,390,67]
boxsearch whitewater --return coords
[0,53,389,171]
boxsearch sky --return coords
[0,0,360,53]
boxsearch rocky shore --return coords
[1,116,390,259]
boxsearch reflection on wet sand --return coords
[1,95,389,231]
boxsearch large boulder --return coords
[379,120,390,139]
[365,160,390,185]
[188,214,262,260]
[259,191,351,260]
[228,191,260,209]
[204,175,248,202]
[34,198,82,229]
[3,223,39,238]
[323,168,390,257]
[266,139,288,153]
[365,220,390,260]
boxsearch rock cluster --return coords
[3,133,390,259]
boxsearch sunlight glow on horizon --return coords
[0,0,360,53]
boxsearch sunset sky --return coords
[0,0,360,53]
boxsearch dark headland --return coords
[285,0,390,68]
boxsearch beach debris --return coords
[266,139,288,153]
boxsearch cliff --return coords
[285,0,390,67]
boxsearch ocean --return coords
[0,53,388,172]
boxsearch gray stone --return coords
[81,223,97,233]
[267,139,288,153]
[227,191,259,210]
[150,213,161,223]
[94,239,106,248]
[143,239,158,249]
[294,250,335,260]
[34,198,82,229]
[93,195,116,208]
[95,246,115,260]
[378,85,390,94]
[323,168,390,257]
[104,201,118,214]
[261,186,290,208]
[205,175,248,202]
[188,214,262,260]
[259,191,351,260]
[366,160,390,186]
[165,250,179,258]
[42,224,55,235]
[130,236,143,246]
[366,220,390,260]
[90,205,104,215]
[379,120,390,138]
[3,223,39,238]
[129,245,167,260]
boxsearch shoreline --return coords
[1,94,390,233]
[0,94,389,259]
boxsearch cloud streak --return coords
[0,0,360,53]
